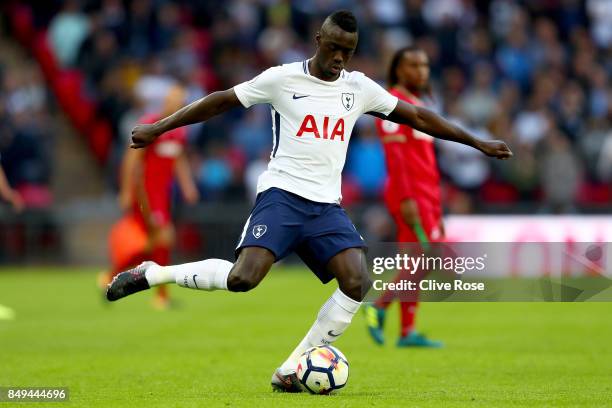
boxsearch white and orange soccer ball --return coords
[296,345,349,394]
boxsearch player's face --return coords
[397,51,430,90]
[162,86,187,116]
[315,25,357,80]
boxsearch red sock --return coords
[375,268,416,309]
[374,289,395,309]
[151,246,170,265]
[400,301,418,337]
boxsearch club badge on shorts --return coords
[252,225,267,239]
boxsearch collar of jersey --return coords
[303,59,346,85]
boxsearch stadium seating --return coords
[7,3,112,164]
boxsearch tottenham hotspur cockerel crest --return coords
[252,224,267,239]
[341,93,354,111]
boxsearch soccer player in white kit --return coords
[107,10,512,392]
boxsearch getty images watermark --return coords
[364,242,612,302]
[372,252,487,292]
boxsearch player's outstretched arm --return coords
[377,100,513,159]
[130,89,242,149]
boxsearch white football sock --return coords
[144,263,174,286]
[279,288,361,374]
[145,259,232,291]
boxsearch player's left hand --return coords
[118,190,133,211]
[478,140,513,159]
[183,185,200,205]
[130,124,161,149]
[438,220,445,238]
[10,191,24,213]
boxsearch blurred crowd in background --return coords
[0,55,54,208]
[2,0,611,214]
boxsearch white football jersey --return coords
[233,60,398,203]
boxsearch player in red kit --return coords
[365,46,443,347]
[102,85,199,309]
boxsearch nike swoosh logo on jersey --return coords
[292,94,309,99]
[327,330,342,337]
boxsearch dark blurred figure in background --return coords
[539,129,583,213]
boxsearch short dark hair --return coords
[388,45,422,87]
[328,10,358,33]
[387,45,432,97]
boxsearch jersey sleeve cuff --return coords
[383,96,399,116]
[232,85,252,108]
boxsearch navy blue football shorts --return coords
[235,187,366,283]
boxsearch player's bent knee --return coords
[340,274,371,302]
[226,271,259,292]
[226,252,273,292]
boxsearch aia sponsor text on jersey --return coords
[296,115,346,141]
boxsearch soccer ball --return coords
[296,345,349,394]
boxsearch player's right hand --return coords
[400,198,420,226]
[130,124,161,149]
[478,140,513,159]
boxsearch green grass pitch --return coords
[1,266,612,407]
